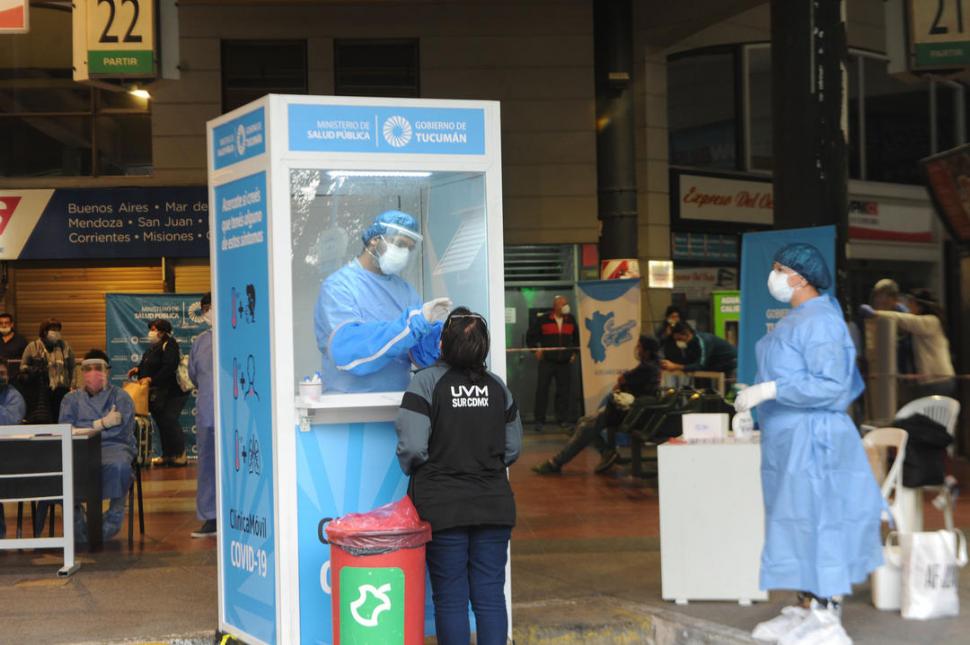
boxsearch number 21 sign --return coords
[74,0,155,78]
[910,0,970,69]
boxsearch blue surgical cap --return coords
[773,243,832,290]
[361,210,422,245]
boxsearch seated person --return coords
[48,350,136,542]
[660,322,737,376]
[533,335,661,475]
[0,357,26,538]
[313,210,452,393]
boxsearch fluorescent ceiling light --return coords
[325,171,432,178]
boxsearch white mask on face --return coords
[203,310,213,326]
[0,326,11,335]
[768,270,795,303]
[46,331,62,344]
[560,304,571,316]
[147,330,161,344]
[378,242,410,275]
[675,340,688,350]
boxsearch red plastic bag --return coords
[326,496,432,555]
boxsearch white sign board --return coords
[677,174,774,225]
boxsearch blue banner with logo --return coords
[0,187,209,260]
[576,279,641,416]
[212,107,266,170]
[738,225,836,386]
[105,293,207,457]
[214,171,277,644]
[288,104,486,155]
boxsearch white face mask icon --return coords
[767,270,795,303]
[378,242,410,275]
[675,340,688,350]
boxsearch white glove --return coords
[732,410,754,437]
[612,391,635,411]
[421,297,453,324]
[94,405,122,431]
[733,381,777,413]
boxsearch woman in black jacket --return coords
[396,307,522,645]
[128,318,188,466]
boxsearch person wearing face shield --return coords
[188,293,216,537]
[20,318,76,423]
[128,319,188,466]
[0,357,26,538]
[313,210,452,393]
[733,243,882,645]
[41,350,136,543]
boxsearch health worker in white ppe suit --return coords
[734,242,882,645]
[314,210,452,393]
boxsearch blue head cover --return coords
[360,210,422,245]
[773,243,832,290]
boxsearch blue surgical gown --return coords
[313,259,441,393]
[0,386,25,424]
[754,294,883,598]
[189,328,216,520]
[59,385,137,500]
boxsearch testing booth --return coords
[206,95,506,644]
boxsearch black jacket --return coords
[893,413,953,487]
[396,364,523,532]
[526,311,579,363]
[137,337,181,394]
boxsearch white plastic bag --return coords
[900,529,967,620]
[176,354,195,393]
[871,531,901,611]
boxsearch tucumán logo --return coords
[235,124,248,156]
[450,384,489,408]
[0,195,21,236]
[382,115,413,147]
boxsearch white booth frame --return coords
[209,94,507,645]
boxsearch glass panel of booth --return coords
[289,168,489,398]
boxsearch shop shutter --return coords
[174,260,212,294]
[12,263,161,357]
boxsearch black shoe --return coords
[531,460,561,475]
[594,449,620,474]
[191,519,217,538]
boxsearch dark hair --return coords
[663,305,683,319]
[84,349,111,366]
[149,318,174,335]
[0,357,7,369]
[909,290,945,323]
[0,312,12,322]
[670,321,694,336]
[638,334,660,360]
[440,307,490,382]
[201,292,212,308]
[39,318,62,338]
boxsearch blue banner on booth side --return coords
[105,293,207,457]
[738,226,836,387]
[215,171,277,644]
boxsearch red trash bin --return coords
[326,496,432,645]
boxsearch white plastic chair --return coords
[863,427,909,530]
[895,395,961,531]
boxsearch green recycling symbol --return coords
[340,567,405,643]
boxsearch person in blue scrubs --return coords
[313,210,452,393]
[58,350,137,542]
[0,358,26,538]
[734,243,882,645]
[189,292,216,538]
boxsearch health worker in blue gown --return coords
[59,350,137,542]
[189,292,216,538]
[734,243,882,645]
[314,210,452,393]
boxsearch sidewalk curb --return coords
[512,597,756,645]
[74,632,214,645]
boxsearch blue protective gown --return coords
[59,385,136,500]
[313,259,442,393]
[0,386,25,424]
[754,294,883,598]
[189,328,216,520]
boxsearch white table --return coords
[658,437,768,605]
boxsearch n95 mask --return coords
[767,270,795,303]
[378,243,410,275]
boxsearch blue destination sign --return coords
[288,104,486,155]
